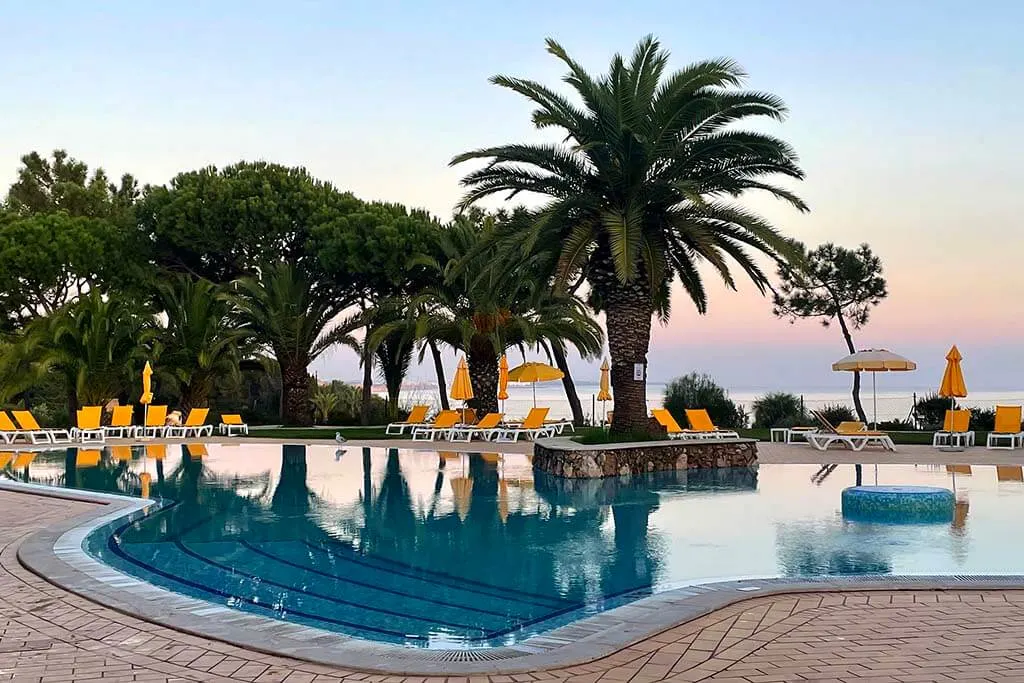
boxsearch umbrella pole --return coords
[532,383,536,408]
[872,372,877,429]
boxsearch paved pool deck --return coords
[6,441,1024,681]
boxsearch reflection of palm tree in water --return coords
[271,445,313,517]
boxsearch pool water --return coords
[5,444,1024,648]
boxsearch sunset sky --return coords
[2,0,1021,391]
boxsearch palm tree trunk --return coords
[428,340,450,411]
[606,286,653,435]
[551,344,585,427]
[360,343,373,426]
[280,356,312,426]
[835,313,868,423]
[467,342,499,417]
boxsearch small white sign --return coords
[633,363,645,381]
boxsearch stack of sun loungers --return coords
[400,406,557,443]
[651,408,739,440]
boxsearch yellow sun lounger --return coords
[141,405,168,438]
[166,408,212,438]
[104,405,137,439]
[933,409,974,448]
[12,410,72,444]
[411,410,461,441]
[74,406,105,444]
[218,413,249,436]
[386,405,431,435]
[494,408,553,443]
[450,412,504,442]
[987,405,1023,450]
[682,409,739,440]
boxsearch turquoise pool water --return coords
[4,444,1024,648]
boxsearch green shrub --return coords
[970,407,996,431]
[818,403,855,426]
[664,372,746,429]
[914,393,954,430]
[752,392,806,428]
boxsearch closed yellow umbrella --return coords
[938,345,967,400]
[141,361,154,405]
[508,361,564,407]
[497,355,509,403]
[597,359,612,401]
[597,358,612,426]
[450,357,474,402]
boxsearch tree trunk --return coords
[428,340,450,411]
[360,342,373,426]
[551,344,585,427]
[280,356,312,426]
[466,342,499,417]
[835,313,868,423]
[606,285,654,435]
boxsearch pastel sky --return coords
[2,0,1022,392]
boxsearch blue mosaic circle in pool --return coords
[842,485,955,524]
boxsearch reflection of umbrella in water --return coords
[186,444,207,460]
[952,497,969,531]
[450,476,473,521]
[0,452,13,469]
[498,478,509,524]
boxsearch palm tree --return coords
[24,291,154,414]
[153,274,252,413]
[409,213,602,416]
[451,36,806,433]
[233,262,360,426]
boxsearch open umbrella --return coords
[831,349,916,428]
[508,361,564,407]
[497,355,509,411]
[597,359,612,426]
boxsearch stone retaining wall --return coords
[533,438,758,479]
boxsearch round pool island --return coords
[841,485,955,524]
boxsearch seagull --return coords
[335,432,346,444]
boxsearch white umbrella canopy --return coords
[831,349,917,427]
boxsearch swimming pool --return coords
[5,444,1024,648]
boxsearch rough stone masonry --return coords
[532,438,758,478]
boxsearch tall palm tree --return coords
[26,291,154,413]
[153,274,252,413]
[452,36,806,433]
[233,262,360,426]
[409,213,602,416]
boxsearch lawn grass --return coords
[740,428,988,446]
[243,426,397,440]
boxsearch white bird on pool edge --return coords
[335,432,346,443]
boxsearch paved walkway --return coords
[5,490,1024,682]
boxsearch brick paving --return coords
[4,490,1024,682]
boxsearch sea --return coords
[381,382,1024,425]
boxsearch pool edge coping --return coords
[9,479,1024,676]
